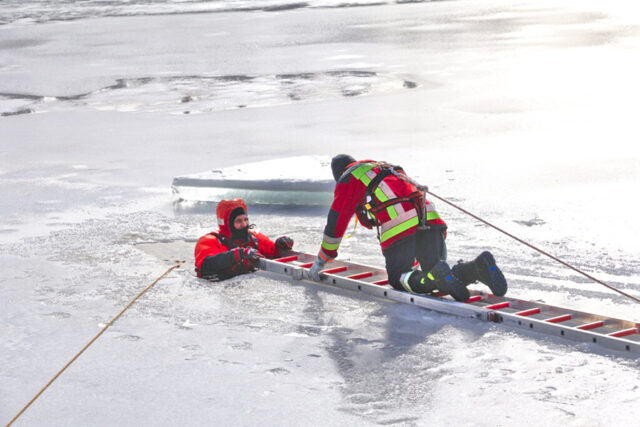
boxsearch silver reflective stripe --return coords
[380,208,418,234]
[322,234,342,244]
[400,271,415,293]
[365,169,400,201]
[393,202,407,215]
[425,203,436,212]
[377,179,399,201]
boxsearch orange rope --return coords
[7,262,185,426]
[427,190,640,304]
[344,215,359,239]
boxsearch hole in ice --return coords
[0,71,418,116]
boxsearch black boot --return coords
[399,270,435,295]
[400,263,470,302]
[452,251,507,297]
[428,261,470,302]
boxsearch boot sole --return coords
[477,251,507,297]
[431,262,470,302]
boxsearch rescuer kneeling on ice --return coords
[308,154,507,301]
[195,198,294,281]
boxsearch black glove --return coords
[275,236,294,250]
[238,247,264,271]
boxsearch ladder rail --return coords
[263,251,640,355]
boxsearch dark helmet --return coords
[331,154,356,182]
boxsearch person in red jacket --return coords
[308,154,507,302]
[195,198,294,281]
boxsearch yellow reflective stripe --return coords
[322,240,340,251]
[351,164,375,184]
[374,187,388,202]
[380,217,419,242]
[426,211,442,221]
[386,205,398,219]
[378,180,398,200]
[380,208,417,234]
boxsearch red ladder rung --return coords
[275,255,298,263]
[515,308,540,317]
[372,279,389,285]
[576,321,604,330]
[465,295,483,303]
[322,266,348,274]
[346,271,373,280]
[298,262,314,268]
[608,327,639,338]
[485,302,510,310]
[545,314,572,323]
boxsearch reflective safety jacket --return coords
[318,160,446,262]
[195,198,281,280]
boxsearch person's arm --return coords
[253,232,294,259]
[195,234,262,280]
[309,178,360,280]
[200,247,262,279]
[318,178,359,262]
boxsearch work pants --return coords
[383,226,447,291]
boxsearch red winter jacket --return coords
[194,199,282,280]
[318,160,446,262]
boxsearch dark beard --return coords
[230,227,249,242]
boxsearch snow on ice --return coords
[1,0,639,425]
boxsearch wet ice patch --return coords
[0,71,418,117]
[0,0,428,26]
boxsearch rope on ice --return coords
[426,190,640,305]
[7,261,185,427]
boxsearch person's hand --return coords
[275,236,294,250]
[308,257,326,282]
[240,248,264,270]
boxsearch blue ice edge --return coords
[171,177,335,205]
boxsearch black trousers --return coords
[383,227,446,291]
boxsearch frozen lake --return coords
[1,0,639,425]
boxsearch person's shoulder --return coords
[249,229,271,240]
[197,232,222,244]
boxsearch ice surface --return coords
[0,71,418,117]
[1,0,640,425]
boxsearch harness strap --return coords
[360,163,426,226]
[365,191,424,215]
